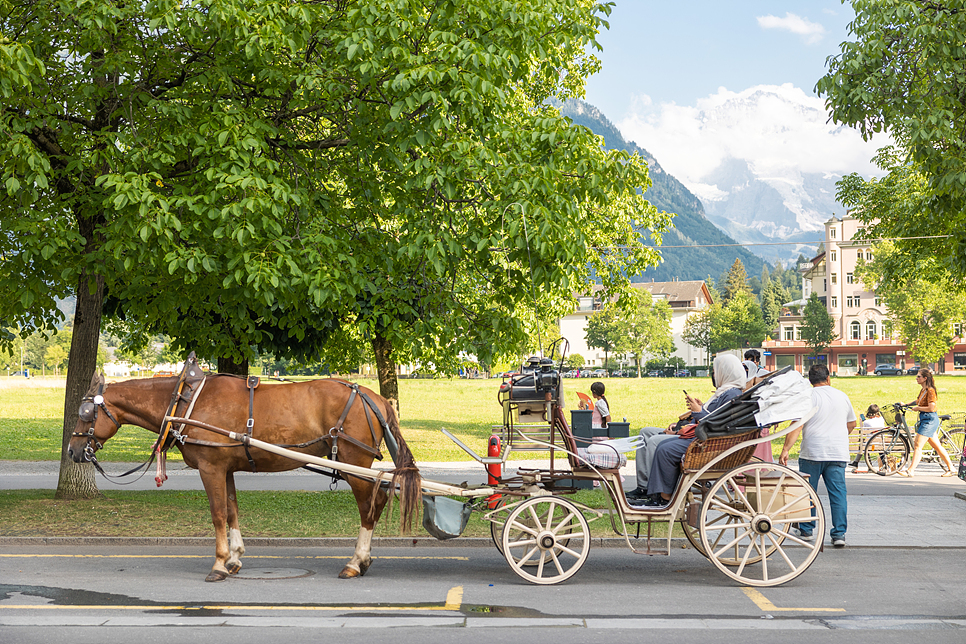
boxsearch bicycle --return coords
[862,404,965,476]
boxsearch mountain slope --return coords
[558,99,765,283]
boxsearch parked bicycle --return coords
[862,404,965,476]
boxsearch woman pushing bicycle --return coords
[898,368,956,477]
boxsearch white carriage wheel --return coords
[683,480,784,565]
[699,463,824,587]
[501,496,589,585]
[490,497,571,566]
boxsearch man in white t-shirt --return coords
[779,364,856,548]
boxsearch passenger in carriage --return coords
[634,354,747,508]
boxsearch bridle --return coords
[72,382,121,463]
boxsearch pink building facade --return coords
[762,214,966,375]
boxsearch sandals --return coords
[941,469,956,477]
[897,469,914,478]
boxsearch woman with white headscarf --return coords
[640,354,748,507]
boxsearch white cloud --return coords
[757,12,827,44]
[617,83,888,194]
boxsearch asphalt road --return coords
[1,544,963,643]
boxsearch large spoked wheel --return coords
[683,480,783,565]
[490,497,571,566]
[699,463,823,587]
[864,429,910,475]
[501,496,589,585]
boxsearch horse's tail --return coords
[385,403,422,533]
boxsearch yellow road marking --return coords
[0,586,466,613]
[443,585,463,611]
[0,554,468,561]
[741,587,845,613]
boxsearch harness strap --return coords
[243,376,260,472]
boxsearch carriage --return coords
[69,348,824,587]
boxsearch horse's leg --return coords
[225,472,245,575]
[339,476,390,579]
[199,465,232,582]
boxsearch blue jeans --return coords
[797,459,847,539]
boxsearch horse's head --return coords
[67,372,122,463]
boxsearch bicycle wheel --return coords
[940,429,965,461]
[863,429,910,475]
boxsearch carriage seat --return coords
[575,445,627,470]
[681,427,760,472]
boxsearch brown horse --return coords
[67,371,421,582]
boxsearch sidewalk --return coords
[1,459,964,548]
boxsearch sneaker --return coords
[832,537,846,548]
[625,486,649,501]
[789,527,814,542]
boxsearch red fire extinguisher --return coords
[487,433,502,509]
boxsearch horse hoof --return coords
[358,559,371,577]
[338,566,360,579]
[226,562,242,575]
[205,570,229,582]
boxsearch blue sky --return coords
[585,1,854,120]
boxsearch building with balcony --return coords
[762,213,966,374]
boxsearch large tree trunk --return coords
[55,269,104,500]
[218,355,249,376]
[372,332,399,416]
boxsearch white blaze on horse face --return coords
[347,526,373,572]
[227,528,245,568]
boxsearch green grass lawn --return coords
[2,373,965,463]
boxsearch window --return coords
[954,323,963,338]
[824,279,827,291]
[846,296,854,307]
[831,273,838,284]
[850,321,861,340]
[866,250,873,261]
[876,353,895,366]
[795,326,802,341]
[874,296,881,306]
[783,326,794,341]
[867,321,877,339]
[830,227,837,239]
[830,250,837,262]
[956,353,966,370]
[831,296,838,308]
[846,272,854,284]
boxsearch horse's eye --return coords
[78,402,95,422]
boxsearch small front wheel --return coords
[501,496,589,585]
[863,429,910,475]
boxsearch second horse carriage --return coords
[69,344,824,587]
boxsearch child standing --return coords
[590,381,611,430]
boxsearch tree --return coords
[1,1,667,496]
[856,242,966,366]
[817,0,966,279]
[800,293,836,358]
[761,279,790,333]
[682,303,718,366]
[709,291,769,352]
[617,292,673,377]
[584,304,623,372]
[567,354,585,370]
[722,259,750,303]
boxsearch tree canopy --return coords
[800,293,836,358]
[856,242,966,365]
[817,0,966,278]
[0,0,668,496]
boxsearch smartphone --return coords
[683,390,689,397]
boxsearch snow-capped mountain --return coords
[618,84,885,263]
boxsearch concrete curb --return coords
[0,536,691,549]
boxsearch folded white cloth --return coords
[753,371,813,426]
